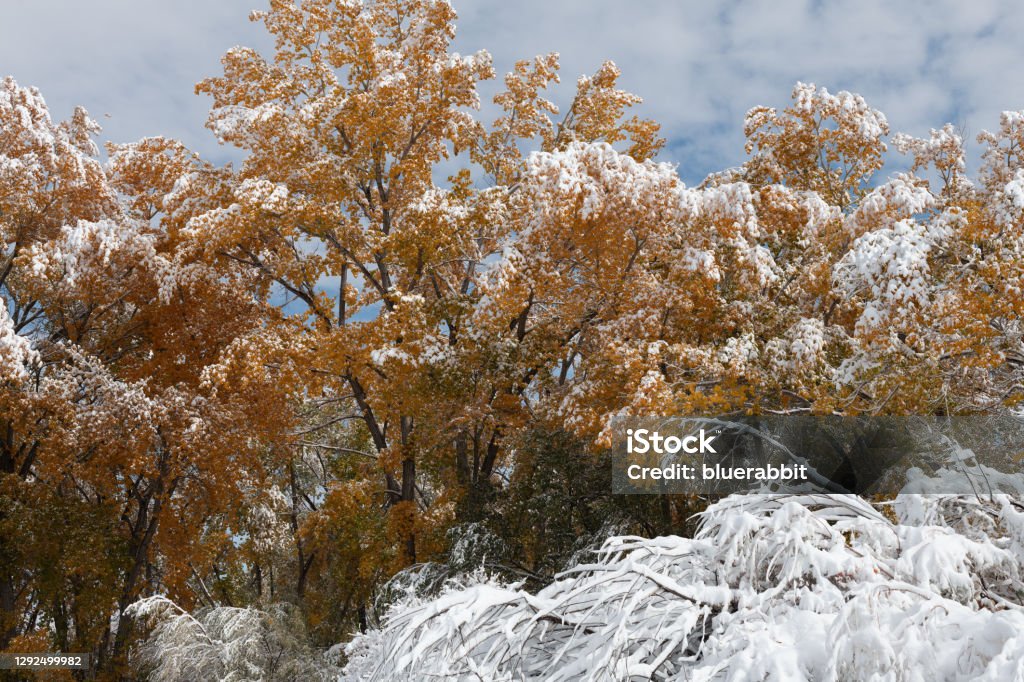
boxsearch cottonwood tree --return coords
[0,78,291,672]
[188,0,663,573]
[0,74,118,655]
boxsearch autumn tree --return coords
[188,0,662,577]
[513,82,1024,442]
[0,77,292,674]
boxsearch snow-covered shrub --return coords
[364,522,513,630]
[342,492,1024,681]
[126,596,338,681]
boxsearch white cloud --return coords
[0,0,269,162]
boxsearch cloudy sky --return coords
[3,0,1023,184]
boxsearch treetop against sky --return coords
[2,0,1023,183]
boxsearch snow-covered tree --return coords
[0,77,292,670]
[186,0,666,575]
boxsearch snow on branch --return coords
[343,490,1024,681]
[127,596,338,681]
[0,298,37,382]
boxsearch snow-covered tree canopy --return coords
[0,75,292,668]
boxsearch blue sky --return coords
[2,0,1023,185]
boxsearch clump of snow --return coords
[26,218,181,303]
[767,317,829,377]
[833,216,950,332]
[1003,169,1024,217]
[790,82,889,142]
[0,298,38,382]
[844,173,935,237]
[717,332,759,374]
[237,177,290,213]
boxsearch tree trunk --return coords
[400,417,416,563]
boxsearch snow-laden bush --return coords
[342,491,1024,681]
[126,596,338,681]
